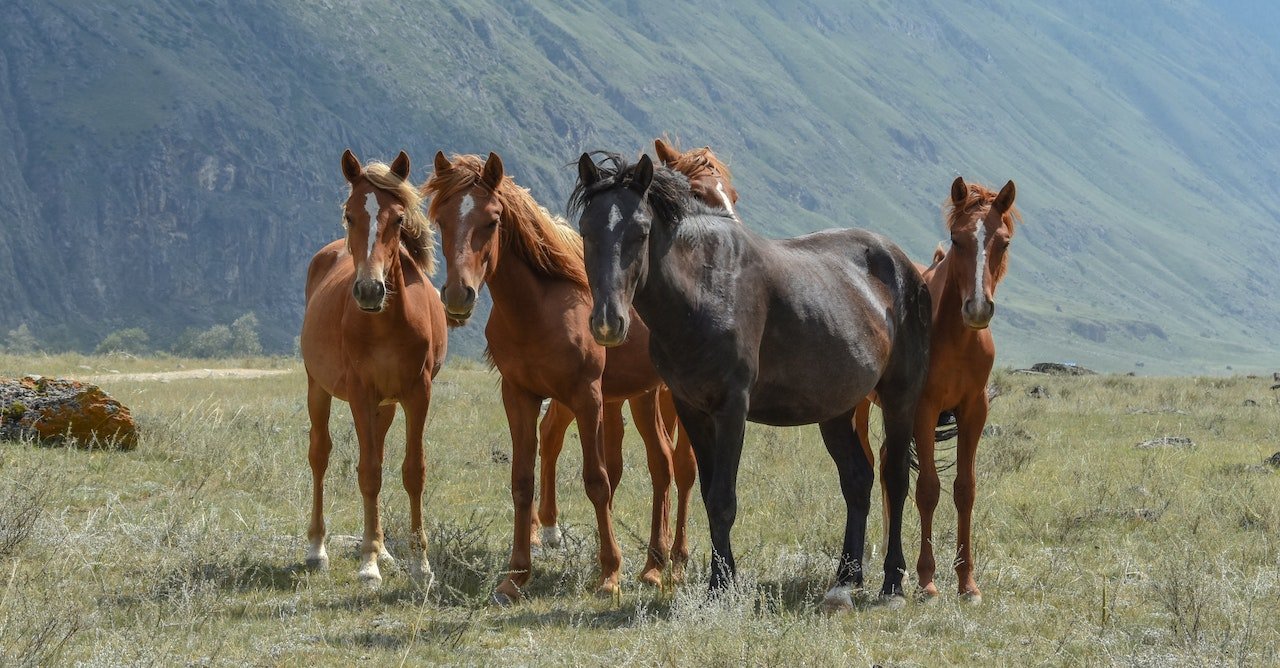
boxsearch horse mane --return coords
[660,136,735,186]
[568,152,690,226]
[357,162,436,275]
[943,181,1023,234]
[423,154,587,288]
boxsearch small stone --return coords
[1027,385,1050,399]
[1243,399,1258,407]
[1266,452,1280,469]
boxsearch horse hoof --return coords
[377,550,397,568]
[820,586,855,614]
[490,591,515,606]
[304,556,329,571]
[357,562,382,588]
[410,560,435,588]
[961,591,983,605]
[877,594,907,610]
[638,568,663,588]
[540,525,562,549]
[595,582,621,599]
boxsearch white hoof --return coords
[378,548,396,568]
[820,585,855,614]
[305,544,329,571]
[357,560,382,587]
[409,559,436,588]
[540,525,563,548]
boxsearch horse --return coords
[532,138,740,576]
[299,149,449,587]
[424,151,692,602]
[571,152,931,607]
[856,177,1018,603]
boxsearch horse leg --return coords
[953,394,988,603]
[494,380,542,605]
[570,387,623,597]
[351,393,394,586]
[913,399,943,598]
[628,390,673,587]
[852,398,890,559]
[878,399,915,601]
[305,374,333,570]
[603,399,626,497]
[535,400,574,548]
[401,382,434,587]
[818,410,874,611]
[677,395,747,593]
[661,387,696,580]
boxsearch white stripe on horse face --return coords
[458,194,475,222]
[974,220,987,298]
[715,180,736,218]
[364,191,380,260]
[608,204,623,231]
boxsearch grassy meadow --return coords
[1,352,1279,666]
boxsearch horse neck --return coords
[378,249,417,319]
[636,217,733,326]
[485,234,561,317]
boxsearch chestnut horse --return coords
[300,150,448,587]
[533,138,738,570]
[425,151,697,602]
[573,152,931,607]
[856,176,1018,602]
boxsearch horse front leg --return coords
[494,380,542,605]
[570,386,623,597]
[535,400,574,548]
[660,387,697,581]
[401,381,434,587]
[628,390,674,587]
[818,410,875,612]
[677,395,747,593]
[305,374,333,570]
[913,398,944,598]
[953,394,988,603]
[351,393,395,587]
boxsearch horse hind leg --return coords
[352,398,395,587]
[305,375,334,570]
[628,390,674,587]
[535,401,574,548]
[401,383,434,588]
[817,410,875,612]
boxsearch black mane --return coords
[568,151,690,225]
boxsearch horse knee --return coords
[582,468,611,506]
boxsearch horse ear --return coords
[993,180,1017,213]
[951,176,968,205]
[434,150,451,173]
[341,149,362,184]
[630,154,654,194]
[578,153,600,187]
[481,152,504,189]
[390,150,411,181]
[654,138,680,166]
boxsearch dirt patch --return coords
[81,369,291,383]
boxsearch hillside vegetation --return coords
[1,2,1278,372]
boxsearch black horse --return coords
[570,152,931,607]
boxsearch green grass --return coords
[2,353,1279,664]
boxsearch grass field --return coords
[2,352,1279,665]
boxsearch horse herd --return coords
[298,139,1020,611]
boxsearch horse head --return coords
[340,149,413,313]
[424,151,506,323]
[654,138,739,217]
[945,177,1018,329]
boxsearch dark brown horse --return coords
[424,151,697,602]
[572,153,931,607]
[300,150,448,587]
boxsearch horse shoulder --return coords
[305,240,348,302]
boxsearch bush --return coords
[3,323,40,354]
[172,313,262,358]
[95,327,151,355]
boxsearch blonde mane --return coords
[423,154,587,287]
[661,137,735,186]
[350,162,436,275]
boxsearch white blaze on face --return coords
[458,194,475,222]
[715,180,736,218]
[974,219,987,298]
[364,191,380,261]
[607,203,623,231]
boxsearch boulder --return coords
[1029,362,1096,376]
[0,376,138,449]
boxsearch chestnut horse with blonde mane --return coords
[856,176,1018,602]
[425,151,697,602]
[533,138,739,576]
[300,150,449,587]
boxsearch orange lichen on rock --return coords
[0,375,138,449]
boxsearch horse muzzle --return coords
[353,279,387,312]
[962,298,995,330]
[442,282,477,322]
[589,309,629,347]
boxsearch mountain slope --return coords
[0,1,1277,372]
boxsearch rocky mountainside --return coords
[1,1,1278,372]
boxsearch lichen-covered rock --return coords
[0,376,138,449]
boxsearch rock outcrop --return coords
[0,376,138,449]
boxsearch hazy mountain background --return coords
[1,1,1277,373]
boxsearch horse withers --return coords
[299,150,448,587]
[572,152,931,608]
